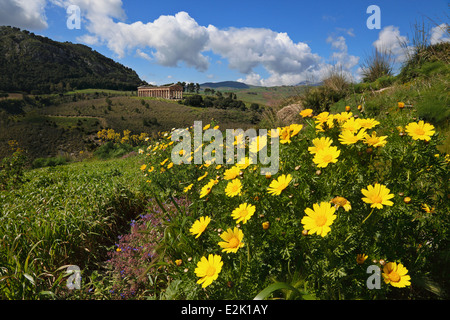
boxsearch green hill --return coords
[0,26,143,94]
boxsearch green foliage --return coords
[93,141,135,160]
[140,107,449,300]
[0,141,27,190]
[0,26,143,93]
[0,156,148,299]
[32,156,68,169]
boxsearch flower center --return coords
[371,195,382,203]
[240,209,248,218]
[228,236,240,248]
[315,214,327,227]
[206,266,216,277]
[388,271,401,283]
[323,154,333,163]
[415,128,425,136]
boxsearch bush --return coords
[94,141,134,160]
[32,156,68,169]
[0,140,27,190]
[360,49,394,83]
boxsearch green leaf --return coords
[254,282,304,300]
[23,273,35,285]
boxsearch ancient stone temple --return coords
[137,84,183,99]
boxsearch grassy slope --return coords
[328,71,449,153]
[0,93,259,161]
[0,156,148,289]
[201,85,306,107]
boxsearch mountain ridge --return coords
[0,26,143,94]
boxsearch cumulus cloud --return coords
[430,23,450,44]
[373,25,410,62]
[207,26,330,86]
[326,35,359,72]
[0,0,48,30]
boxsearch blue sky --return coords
[1,0,449,86]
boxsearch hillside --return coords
[200,81,250,89]
[0,26,143,94]
[0,92,259,161]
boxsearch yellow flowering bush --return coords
[139,107,449,300]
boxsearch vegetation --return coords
[0,22,448,301]
[0,26,143,94]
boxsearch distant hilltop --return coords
[200,81,250,89]
[0,26,144,94]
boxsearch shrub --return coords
[360,49,394,83]
[0,140,27,190]
[32,156,68,169]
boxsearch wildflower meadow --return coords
[137,103,449,300]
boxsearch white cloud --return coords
[430,23,450,44]
[135,49,152,61]
[0,0,48,29]
[325,35,359,82]
[207,26,324,83]
[372,25,410,62]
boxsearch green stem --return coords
[361,207,375,225]
[344,207,375,242]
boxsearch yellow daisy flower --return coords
[363,131,388,147]
[236,156,254,170]
[422,204,435,213]
[183,183,194,193]
[195,254,223,288]
[361,183,394,209]
[314,111,330,124]
[330,196,352,211]
[301,202,337,237]
[405,121,435,141]
[189,216,211,238]
[218,227,245,253]
[357,118,380,129]
[278,126,292,144]
[338,129,366,145]
[225,179,242,197]
[299,108,313,117]
[341,117,361,133]
[200,179,217,198]
[334,111,353,124]
[356,254,368,265]
[382,262,411,288]
[249,135,267,153]
[308,137,333,155]
[312,146,340,168]
[197,171,208,181]
[231,203,256,224]
[267,174,292,196]
[223,166,241,180]
[289,124,303,137]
